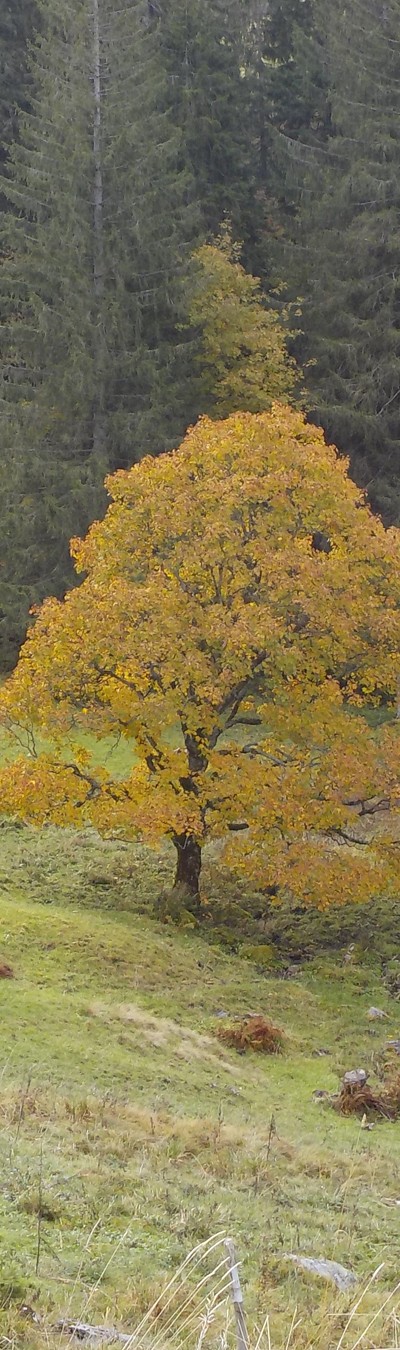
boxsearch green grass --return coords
[0,824,399,1350]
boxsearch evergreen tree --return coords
[156,0,265,273]
[292,0,400,525]
[0,0,37,164]
[243,0,329,243]
[0,0,197,665]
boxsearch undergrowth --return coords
[2,818,400,970]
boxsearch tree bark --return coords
[92,0,106,461]
[172,833,202,915]
[174,833,202,892]
[92,0,103,302]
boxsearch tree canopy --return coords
[1,405,400,914]
[188,227,297,416]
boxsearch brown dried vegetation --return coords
[335,1072,400,1120]
[0,964,13,978]
[216,1013,284,1053]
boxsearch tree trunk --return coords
[92,0,106,461]
[174,833,202,893]
[92,0,103,301]
[171,833,202,916]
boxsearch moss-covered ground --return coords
[0,823,399,1350]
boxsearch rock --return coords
[284,964,302,979]
[386,1039,400,1054]
[20,1306,40,1323]
[285,1255,357,1292]
[368,1007,388,1019]
[343,1069,368,1087]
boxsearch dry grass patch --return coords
[88,1000,241,1073]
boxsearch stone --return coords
[285,1255,357,1292]
[343,1069,368,1087]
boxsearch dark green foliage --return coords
[251,0,327,142]
[0,0,37,163]
[157,0,264,273]
[243,0,329,250]
[290,0,400,524]
[157,0,327,282]
[0,0,198,665]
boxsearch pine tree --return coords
[0,0,197,665]
[292,0,400,525]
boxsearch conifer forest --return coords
[1,0,399,666]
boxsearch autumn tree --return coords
[1,405,400,914]
[188,228,297,416]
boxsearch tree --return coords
[0,0,37,168]
[0,0,197,666]
[1,405,400,914]
[157,0,326,286]
[188,227,297,415]
[156,0,263,270]
[237,0,330,275]
[291,0,400,526]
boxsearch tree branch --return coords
[225,715,263,730]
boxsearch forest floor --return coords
[0,824,399,1350]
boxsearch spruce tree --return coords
[156,0,264,272]
[0,0,197,665]
[243,0,329,248]
[292,0,400,525]
[0,0,37,164]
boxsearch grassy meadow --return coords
[0,815,398,1350]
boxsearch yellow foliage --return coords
[1,403,400,907]
[188,225,297,415]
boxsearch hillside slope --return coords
[0,831,399,1349]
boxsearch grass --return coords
[0,822,399,1348]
